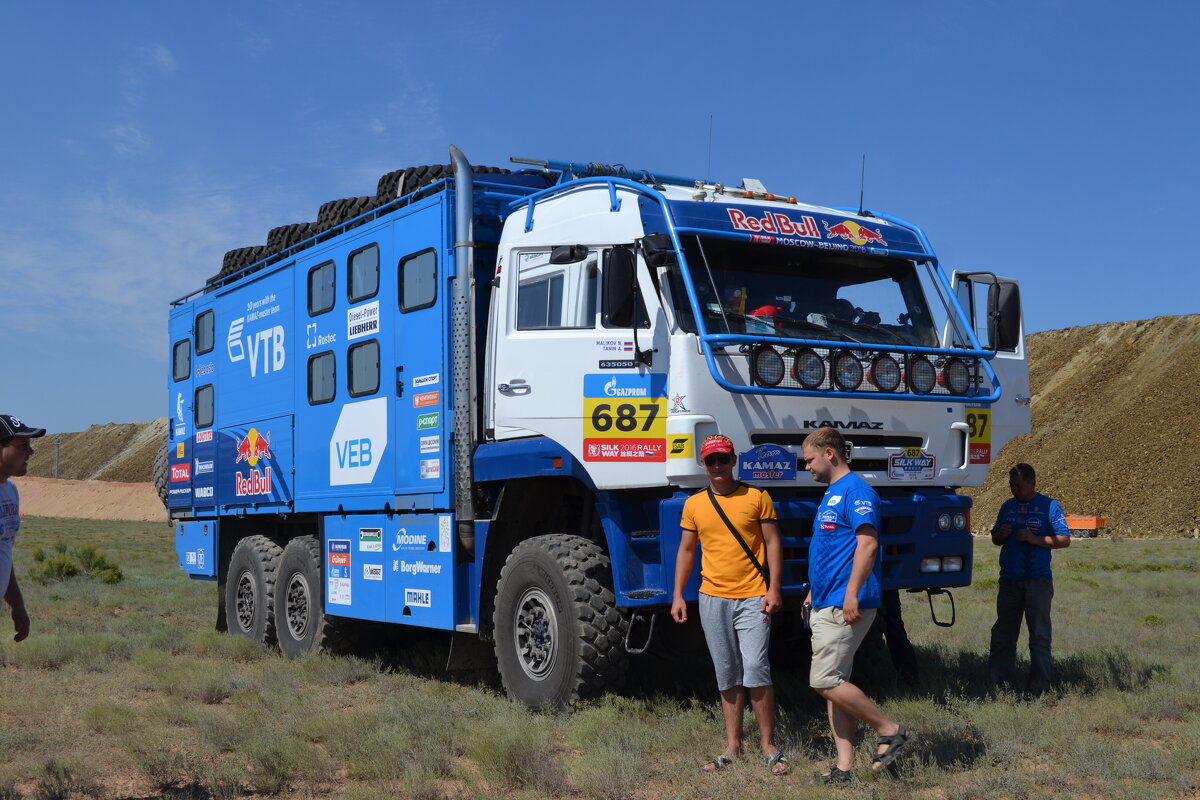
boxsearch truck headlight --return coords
[942,556,964,572]
[937,513,952,531]
[792,349,825,389]
[943,358,971,395]
[953,512,967,530]
[751,347,785,387]
[908,355,936,394]
[870,354,901,392]
[833,351,863,391]
[920,557,942,573]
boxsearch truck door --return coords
[167,307,196,511]
[488,246,669,483]
[390,203,448,502]
[951,271,1031,467]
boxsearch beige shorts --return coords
[809,606,877,689]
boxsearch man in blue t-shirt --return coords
[802,428,914,781]
[989,462,1070,694]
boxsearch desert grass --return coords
[0,518,1197,799]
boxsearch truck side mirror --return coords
[604,247,637,328]
[639,233,678,267]
[987,281,1021,351]
[550,245,589,264]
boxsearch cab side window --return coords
[399,249,437,312]
[173,339,191,381]
[516,251,597,330]
[196,311,215,354]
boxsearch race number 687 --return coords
[590,402,660,432]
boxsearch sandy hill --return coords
[18,314,1200,533]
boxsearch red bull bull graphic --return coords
[823,219,888,247]
[233,428,273,497]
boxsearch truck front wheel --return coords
[493,535,628,710]
[225,535,282,645]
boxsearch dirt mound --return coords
[963,314,1200,537]
[13,476,165,522]
[24,418,166,483]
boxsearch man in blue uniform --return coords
[802,427,913,781]
[989,463,1070,694]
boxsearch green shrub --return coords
[27,542,122,585]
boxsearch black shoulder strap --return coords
[707,485,770,584]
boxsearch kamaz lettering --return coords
[727,208,821,238]
[803,420,883,430]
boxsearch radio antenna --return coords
[857,153,867,215]
[706,114,714,183]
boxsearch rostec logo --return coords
[228,317,286,377]
[727,208,820,238]
[170,464,191,482]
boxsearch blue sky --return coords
[2,0,1195,433]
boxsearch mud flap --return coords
[446,629,496,671]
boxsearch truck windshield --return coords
[673,236,939,348]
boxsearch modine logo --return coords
[803,419,883,430]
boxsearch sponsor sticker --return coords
[363,563,383,581]
[417,412,439,430]
[667,435,693,459]
[347,301,380,341]
[176,442,185,458]
[328,539,352,604]
[359,527,383,552]
[738,444,796,481]
[966,408,992,465]
[405,588,432,608]
[439,515,451,553]
[195,486,214,500]
[196,430,213,443]
[582,373,668,462]
[888,447,936,481]
[419,435,439,453]
[420,459,441,480]
[412,373,439,388]
[392,528,427,550]
[170,464,191,482]
[413,391,439,408]
[194,459,213,475]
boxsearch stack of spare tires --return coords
[205,164,509,289]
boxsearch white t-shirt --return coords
[0,479,19,598]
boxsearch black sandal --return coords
[819,765,852,784]
[871,725,916,771]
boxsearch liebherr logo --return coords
[803,420,883,430]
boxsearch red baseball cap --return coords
[699,435,735,460]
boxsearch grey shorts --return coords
[698,593,772,691]
[809,606,876,689]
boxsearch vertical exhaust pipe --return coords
[449,146,477,543]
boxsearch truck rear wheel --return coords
[225,535,282,645]
[493,534,628,710]
[274,536,329,658]
[153,443,168,507]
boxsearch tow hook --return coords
[925,588,956,628]
[624,610,657,655]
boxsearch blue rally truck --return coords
[164,147,1029,708]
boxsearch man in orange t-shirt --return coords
[672,434,786,774]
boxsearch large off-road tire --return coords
[493,534,628,710]
[153,443,168,507]
[225,535,283,645]
[274,535,340,658]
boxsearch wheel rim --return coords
[513,587,558,680]
[234,570,256,633]
[285,572,311,640]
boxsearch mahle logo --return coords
[416,412,439,430]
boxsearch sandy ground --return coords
[13,476,166,522]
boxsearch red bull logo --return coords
[823,219,887,247]
[728,208,820,238]
[234,428,272,467]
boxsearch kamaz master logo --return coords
[803,420,883,430]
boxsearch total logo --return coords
[227,317,286,377]
[823,220,887,247]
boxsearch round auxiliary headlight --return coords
[953,512,967,530]
[751,346,785,387]
[908,355,936,394]
[943,357,971,395]
[791,349,826,389]
[870,354,902,392]
[832,352,864,391]
[937,513,952,531]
